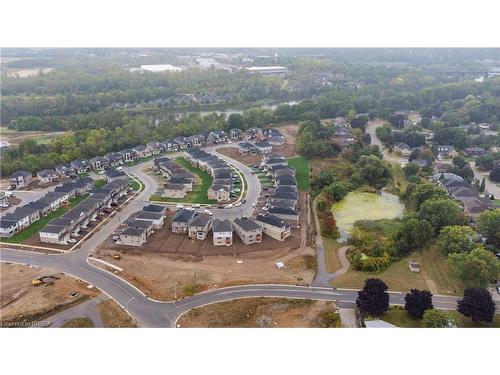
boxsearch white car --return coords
[176,204,184,209]
[262,206,269,211]
[225,204,234,209]
[192,204,201,208]
[252,202,257,207]
[67,239,77,244]
[204,209,213,216]
[234,201,242,207]
[116,166,123,171]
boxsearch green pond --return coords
[331,191,405,242]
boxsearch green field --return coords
[94,179,106,188]
[287,156,310,192]
[377,308,500,328]
[150,157,217,204]
[0,194,89,244]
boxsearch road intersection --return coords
[1,144,496,327]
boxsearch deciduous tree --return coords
[404,289,434,319]
[457,288,496,324]
[356,278,389,317]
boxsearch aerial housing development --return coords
[1,48,499,331]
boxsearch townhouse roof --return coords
[212,219,233,233]
[233,217,261,232]
[143,204,166,213]
[37,169,57,177]
[276,174,297,185]
[256,214,288,228]
[255,141,272,148]
[127,219,153,229]
[39,225,67,234]
[172,209,196,223]
[10,170,31,178]
[268,206,299,216]
[135,211,163,221]
[164,183,186,191]
[210,184,229,192]
[121,227,146,237]
[189,212,212,227]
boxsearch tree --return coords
[393,217,433,256]
[476,155,494,170]
[436,225,477,255]
[457,288,496,324]
[448,247,500,288]
[490,165,500,183]
[356,278,389,317]
[477,209,500,247]
[452,155,467,169]
[422,309,456,328]
[227,113,244,130]
[322,212,340,239]
[356,155,392,188]
[324,182,348,201]
[418,197,465,233]
[403,162,420,178]
[479,177,486,193]
[362,133,371,145]
[405,183,448,211]
[404,289,434,319]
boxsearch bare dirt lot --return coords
[177,298,339,328]
[93,242,315,301]
[0,263,100,326]
[97,299,137,328]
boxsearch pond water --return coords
[331,190,405,242]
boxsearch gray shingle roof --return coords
[233,217,261,232]
[212,219,232,232]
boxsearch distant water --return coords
[331,191,405,242]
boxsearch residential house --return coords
[271,188,299,205]
[0,192,8,207]
[104,169,127,183]
[134,211,164,229]
[73,177,94,196]
[118,149,139,163]
[71,159,91,174]
[233,217,262,245]
[244,127,263,140]
[89,156,109,171]
[133,145,152,158]
[464,147,486,157]
[212,219,233,246]
[275,174,297,190]
[256,214,291,241]
[55,163,76,178]
[103,152,124,167]
[0,219,19,238]
[128,219,153,237]
[9,170,33,189]
[187,134,206,147]
[188,212,213,240]
[171,209,196,234]
[39,225,71,245]
[268,135,286,148]
[238,142,257,155]
[394,143,412,156]
[268,206,299,225]
[207,130,226,144]
[436,145,459,159]
[169,176,194,191]
[173,136,189,149]
[254,141,272,154]
[229,128,243,139]
[143,204,167,216]
[37,169,59,184]
[28,197,53,217]
[120,227,147,247]
[160,139,179,152]
[146,141,162,155]
[163,184,188,199]
[208,184,230,202]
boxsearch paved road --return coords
[46,295,108,327]
[2,246,484,327]
[365,121,406,164]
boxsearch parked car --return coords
[234,202,242,207]
[225,204,234,209]
[204,209,213,216]
[116,166,123,171]
[262,206,269,211]
[192,204,201,208]
[67,239,77,244]
[176,204,184,209]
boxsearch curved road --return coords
[1,147,494,327]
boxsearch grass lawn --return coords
[94,179,106,188]
[387,163,409,195]
[378,308,500,328]
[0,194,89,244]
[150,157,217,204]
[332,247,463,296]
[323,237,343,273]
[288,156,310,192]
[127,177,143,192]
[61,317,94,328]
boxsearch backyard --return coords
[0,194,89,244]
[287,156,310,192]
[150,157,217,204]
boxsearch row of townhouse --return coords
[119,205,167,247]
[0,177,94,238]
[434,173,492,219]
[184,148,234,202]
[260,153,300,226]
[170,209,290,246]
[38,179,130,245]
[153,157,196,199]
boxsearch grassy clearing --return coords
[128,177,142,192]
[379,308,500,328]
[288,156,310,192]
[386,163,409,196]
[61,317,94,328]
[93,179,106,188]
[332,247,463,296]
[150,157,217,204]
[323,237,343,273]
[97,299,137,328]
[0,194,89,244]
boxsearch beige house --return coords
[256,214,291,241]
[120,227,147,247]
[162,184,188,199]
[188,212,213,240]
[208,185,230,202]
[233,217,262,245]
[212,219,233,246]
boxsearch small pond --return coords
[331,190,405,242]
